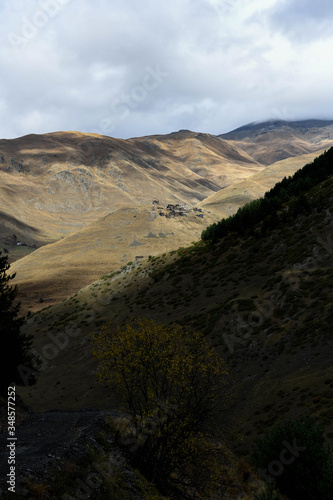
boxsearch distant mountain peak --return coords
[221,118,333,138]
[218,118,333,166]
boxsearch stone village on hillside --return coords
[151,200,205,218]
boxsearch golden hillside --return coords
[1,129,262,310]
[11,204,217,312]
[2,121,333,313]
[198,150,327,216]
[0,129,262,246]
[219,119,333,165]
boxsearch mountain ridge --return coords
[219,118,333,165]
[1,128,265,309]
[0,129,263,244]
[17,149,333,462]
[2,124,333,498]
[2,119,333,312]
[220,118,333,137]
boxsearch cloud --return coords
[268,0,333,42]
[0,0,333,139]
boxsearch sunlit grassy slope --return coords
[198,150,327,217]
[0,129,263,251]
[3,125,333,314]
[18,165,333,456]
[11,205,218,312]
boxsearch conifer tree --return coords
[0,252,38,396]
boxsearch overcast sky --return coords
[1,0,333,139]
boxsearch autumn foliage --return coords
[93,317,229,495]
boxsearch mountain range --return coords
[2,119,333,312]
[1,118,333,498]
[15,133,333,449]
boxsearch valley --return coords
[2,120,333,313]
[1,119,333,499]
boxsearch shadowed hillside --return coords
[17,149,333,467]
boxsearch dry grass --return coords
[11,205,218,312]
[220,121,333,165]
[16,177,333,469]
[199,150,327,216]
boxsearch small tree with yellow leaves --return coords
[93,317,229,496]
